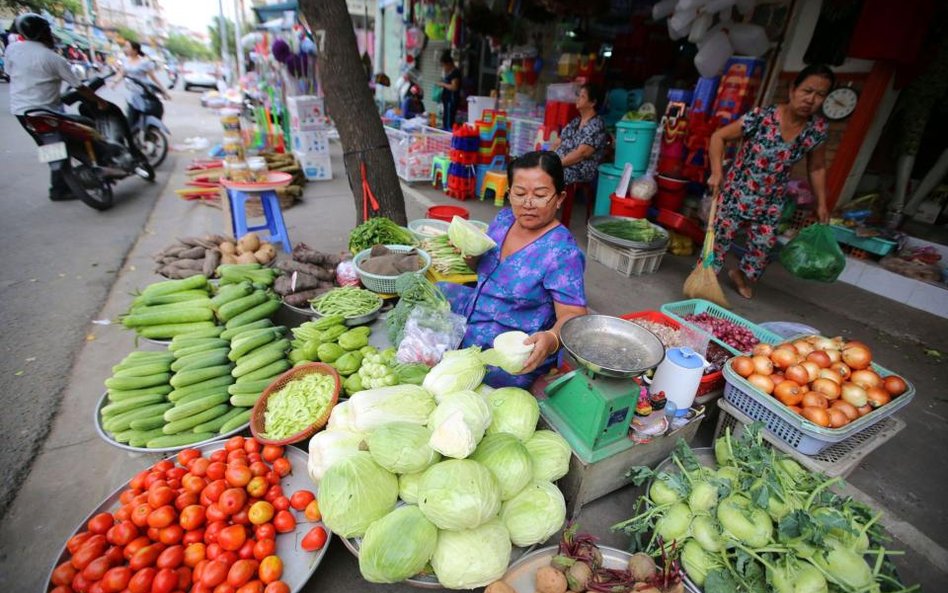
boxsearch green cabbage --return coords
[470,433,533,500]
[319,452,398,537]
[485,387,540,442]
[428,390,492,459]
[359,505,438,583]
[349,385,436,432]
[326,400,359,434]
[398,471,423,504]
[422,347,486,402]
[480,331,535,374]
[500,480,566,546]
[306,429,364,484]
[417,459,501,530]
[524,429,571,482]
[366,422,441,474]
[430,518,511,589]
[447,215,497,257]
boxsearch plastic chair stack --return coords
[226,188,292,253]
[447,124,480,200]
[475,110,509,165]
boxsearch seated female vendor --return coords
[551,83,607,185]
[440,151,589,389]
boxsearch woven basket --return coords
[353,244,431,294]
[250,362,341,446]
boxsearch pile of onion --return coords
[729,335,908,429]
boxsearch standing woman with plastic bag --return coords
[706,64,834,299]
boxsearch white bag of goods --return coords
[729,23,771,57]
[694,30,733,77]
[652,0,677,20]
[688,12,715,43]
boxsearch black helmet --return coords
[14,13,52,42]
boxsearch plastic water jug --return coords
[645,347,706,416]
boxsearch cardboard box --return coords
[294,150,332,181]
[290,130,330,154]
[287,95,331,131]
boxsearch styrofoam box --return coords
[287,95,331,131]
[294,150,332,181]
[291,130,330,154]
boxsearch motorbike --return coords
[0,55,9,83]
[124,75,170,168]
[21,72,155,211]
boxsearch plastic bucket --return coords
[427,205,470,222]
[610,194,650,218]
[595,163,625,217]
[655,175,688,211]
[615,120,657,171]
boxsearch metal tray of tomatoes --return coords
[46,441,330,593]
[93,391,251,454]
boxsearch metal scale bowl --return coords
[541,315,665,463]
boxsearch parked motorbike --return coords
[21,72,155,211]
[124,75,170,168]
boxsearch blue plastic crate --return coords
[830,225,897,256]
[660,299,783,355]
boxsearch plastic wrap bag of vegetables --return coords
[779,224,846,282]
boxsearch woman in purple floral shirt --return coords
[440,151,588,388]
[707,64,834,299]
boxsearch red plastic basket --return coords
[250,363,341,446]
[656,208,705,245]
[427,205,470,222]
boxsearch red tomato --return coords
[203,479,228,503]
[244,438,261,454]
[210,449,228,463]
[247,452,262,465]
[214,585,237,593]
[87,512,115,535]
[177,565,193,589]
[261,446,283,463]
[147,505,176,529]
[127,567,156,593]
[219,488,248,515]
[123,536,151,560]
[206,461,226,481]
[201,560,230,587]
[217,550,239,567]
[166,466,187,481]
[264,471,281,486]
[236,581,265,593]
[192,582,214,593]
[227,449,248,464]
[206,503,228,524]
[71,571,93,593]
[151,567,178,593]
[148,487,175,509]
[184,542,207,568]
[147,527,161,541]
[245,476,268,499]
[183,528,205,545]
[130,469,150,491]
[257,556,282,584]
[300,526,327,552]
[271,497,290,513]
[190,457,211,477]
[104,545,125,566]
[238,539,256,560]
[67,531,94,554]
[114,504,132,522]
[119,488,140,505]
[144,475,166,491]
[248,462,268,478]
[49,587,72,593]
[252,538,275,562]
[226,559,258,588]
[175,491,198,511]
[128,542,165,571]
[154,460,174,473]
[87,580,107,593]
[271,458,291,477]
[225,436,246,451]
[253,524,275,541]
[159,524,184,545]
[289,490,315,512]
[100,566,132,593]
[182,474,207,495]
[106,520,138,547]
[264,582,290,593]
[157,544,184,569]
[218,525,247,551]
[303,500,321,522]
[178,448,201,467]
[262,486,282,504]
[247,501,274,525]
[131,503,151,528]
[193,558,209,583]
[206,542,223,560]
[224,466,252,489]
[71,536,108,570]
[82,556,112,581]
[52,561,78,586]
[272,511,295,534]
[180,504,207,531]
[205,521,227,545]
[231,506,251,526]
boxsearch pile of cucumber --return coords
[122,275,216,340]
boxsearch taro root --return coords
[535,565,568,593]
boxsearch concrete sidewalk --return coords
[0,139,945,592]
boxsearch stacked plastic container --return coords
[288,96,333,181]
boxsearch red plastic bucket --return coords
[609,194,650,218]
[655,175,688,211]
[427,205,470,222]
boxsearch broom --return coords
[683,189,730,308]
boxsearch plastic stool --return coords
[431,155,450,190]
[226,188,292,253]
[481,171,508,207]
[561,181,595,228]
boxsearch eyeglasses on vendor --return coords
[508,191,560,207]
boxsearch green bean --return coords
[310,287,382,318]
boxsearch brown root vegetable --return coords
[274,272,322,296]
[177,236,205,247]
[236,252,258,265]
[158,261,202,278]
[203,248,221,277]
[275,258,334,281]
[178,246,207,260]
[283,287,333,307]
[254,243,277,264]
[220,242,237,255]
[566,562,592,592]
[292,243,344,268]
[535,566,567,593]
[237,232,261,254]
[632,586,662,593]
[627,553,657,582]
[483,581,516,593]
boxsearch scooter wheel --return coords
[63,164,114,211]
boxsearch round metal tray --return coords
[93,390,249,454]
[282,297,320,317]
[588,215,669,250]
[140,337,172,347]
[310,299,383,327]
[500,545,630,592]
[45,442,330,593]
[560,315,665,378]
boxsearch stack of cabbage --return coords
[307,347,572,589]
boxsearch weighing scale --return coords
[541,315,665,463]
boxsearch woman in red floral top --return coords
[707,64,834,299]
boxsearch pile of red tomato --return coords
[48,436,327,593]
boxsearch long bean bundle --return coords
[310,287,382,318]
[422,235,474,275]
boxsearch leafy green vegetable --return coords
[359,505,438,583]
[398,471,423,504]
[499,480,566,547]
[447,216,496,257]
[523,429,571,482]
[319,452,398,537]
[429,518,511,589]
[422,347,486,402]
[470,433,533,501]
[262,372,336,440]
[348,385,436,432]
[594,218,662,243]
[386,274,448,344]
[366,422,441,474]
[428,390,492,459]
[349,216,416,254]
[417,459,501,530]
[485,386,540,442]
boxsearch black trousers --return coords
[16,114,71,196]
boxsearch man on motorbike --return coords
[6,13,107,201]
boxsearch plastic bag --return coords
[779,224,845,282]
[396,306,467,367]
[335,259,360,287]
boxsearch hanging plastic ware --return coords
[728,23,771,57]
[688,12,714,43]
[669,7,699,33]
[694,30,733,78]
[735,0,757,14]
[652,0,677,20]
[704,0,737,12]
[779,224,846,282]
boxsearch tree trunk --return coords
[299,0,407,226]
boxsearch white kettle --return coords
[644,347,707,416]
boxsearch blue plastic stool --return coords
[226,188,292,253]
[431,155,450,190]
[475,155,507,199]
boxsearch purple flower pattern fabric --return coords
[440,208,587,389]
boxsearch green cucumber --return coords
[224,299,281,329]
[161,405,230,434]
[193,406,248,433]
[123,306,215,327]
[165,392,231,422]
[171,339,230,358]
[101,393,168,417]
[128,414,169,431]
[128,428,168,448]
[227,380,273,396]
[235,359,290,383]
[102,402,174,432]
[228,329,281,361]
[112,429,136,443]
[170,348,231,372]
[210,282,253,307]
[104,373,172,392]
[218,291,269,322]
[146,431,218,448]
[108,384,174,401]
[172,385,231,406]
[133,290,212,307]
[219,408,253,433]
[139,322,217,339]
[167,375,235,402]
[220,319,273,340]
[229,393,261,407]
[113,362,172,378]
[128,299,213,317]
[139,275,208,298]
[170,364,234,389]
[170,325,225,343]
[233,341,289,378]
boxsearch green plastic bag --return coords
[779,224,845,282]
[431,84,443,103]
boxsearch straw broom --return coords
[683,190,730,308]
